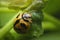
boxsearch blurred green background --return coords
[0,0,60,40]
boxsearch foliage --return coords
[0,0,60,40]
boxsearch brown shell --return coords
[14,12,32,34]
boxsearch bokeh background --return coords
[0,0,60,40]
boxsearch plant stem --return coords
[42,22,56,30]
[44,13,60,29]
[0,11,23,39]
